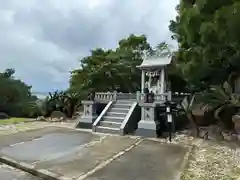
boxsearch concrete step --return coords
[96,126,119,134]
[103,116,125,123]
[106,112,127,117]
[110,108,129,113]
[116,100,134,104]
[99,121,122,128]
[113,104,132,109]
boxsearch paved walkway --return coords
[0,125,189,180]
[1,122,239,179]
[0,163,40,180]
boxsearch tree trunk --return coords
[214,105,228,139]
[187,112,200,137]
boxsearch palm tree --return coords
[181,94,200,137]
[201,81,240,133]
[64,92,82,117]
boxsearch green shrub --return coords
[200,81,240,131]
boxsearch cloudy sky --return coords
[0,0,179,93]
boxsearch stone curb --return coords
[175,144,195,180]
[144,136,195,180]
[174,139,204,180]
[0,156,72,180]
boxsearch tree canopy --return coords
[70,35,151,94]
[69,34,186,94]
[0,69,38,117]
[170,0,240,91]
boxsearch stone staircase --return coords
[95,100,134,134]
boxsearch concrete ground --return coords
[0,126,188,180]
[0,163,41,180]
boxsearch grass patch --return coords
[0,118,33,125]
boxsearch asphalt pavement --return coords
[0,127,189,180]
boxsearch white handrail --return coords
[95,91,186,102]
[95,93,115,101]
[137,92,170,102]
[120,102,138,135]
[92,101,113,132]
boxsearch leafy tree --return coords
[70,34,187,95]
[0,69,37,117]
[38,90,81,118]
[0,68,15,78]
[181,94,200,137]
[70,35,151,94]
[169,0,240,91]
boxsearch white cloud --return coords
[0,0,179,92]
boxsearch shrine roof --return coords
[137,56,172,69]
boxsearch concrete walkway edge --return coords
[174,139,204,180]
[0,156,66,180]
[174,144,195,180]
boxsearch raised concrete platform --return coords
[135,120,157,138]
[0,127,189,180]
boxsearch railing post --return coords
[136,91,140,102]
[167,91,172,101]
[113,91,117,101]
[75,100,97,129]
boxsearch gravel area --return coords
[148,134,240,180]
[0,121,76,135]
[181,139,240,180]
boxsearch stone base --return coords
[135,120,157,138]
[75,116,97,129]
[75,122,92,129]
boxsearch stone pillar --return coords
[75,100,97,129]
[160,68,165,94]
[141,70,145,93]
[113,91,117,101]
[136,91,141,102]
[148,75,152,90]
[135,102,157,137]
[157,79,160,94]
